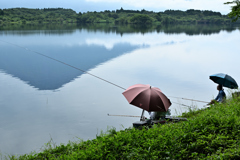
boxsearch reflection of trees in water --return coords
[0,23,240,36]
[113,24,239,36]
[156,24,239,35]
[0,24,77,35]
[81,24,240,36]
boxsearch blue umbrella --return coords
[209,73,238,89]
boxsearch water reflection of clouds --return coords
[0,30,89,47]
[85,32,187,50]
[0,67,139,154]
[1,29,239,106]
[81,30,240,105]
[1,30,186,50]
[1,28,240,156]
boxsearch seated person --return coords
[148,109,171,120]
[208,84,226,105]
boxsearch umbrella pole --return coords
[140,109,145,121]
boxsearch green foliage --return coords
[1,8,77,25]
[225,0,240,22]
[0,8,238,25]
[130,14,152,24]
[10,96,240,159]
[186,9,202,15]
[203,10,222,17]
[116,7,141,14]
[115,17,129,24]
[0,9,4,16]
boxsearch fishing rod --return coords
[0,40,209,108]
[169,96,209,103]
[0,40,126,90]
[171,101,192,107]
[107,114,141,118]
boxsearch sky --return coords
[0,0,233,15]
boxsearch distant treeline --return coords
[0,7,239,25]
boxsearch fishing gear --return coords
[169,96,209,103]
[107,114,141,118]
[0,40,126,90]
[0,40,208,108]
[171,101,192,107]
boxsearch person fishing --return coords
[208,84,226,105]
[148,109,171,120]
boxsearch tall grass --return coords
[9,96,240,159]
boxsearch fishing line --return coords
[171,101,192,107]
[169,96,209,103]
[107,114,141,117]
[0,40,208,107]
[0,40,126,90]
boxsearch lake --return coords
[0,24,240,156]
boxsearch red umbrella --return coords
[122,84,171,112]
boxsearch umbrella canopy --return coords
[122,84,171,112]
[210,73,238,89]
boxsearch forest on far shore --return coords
[0,7,240,25]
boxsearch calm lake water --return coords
[0,24,240,155]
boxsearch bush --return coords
[130,14,152,24]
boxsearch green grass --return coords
[7,96,240,159]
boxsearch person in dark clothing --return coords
[215,84,226,102]
[148,109,171,120]
[208,84,226,105]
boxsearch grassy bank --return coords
[6,95,240,159]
